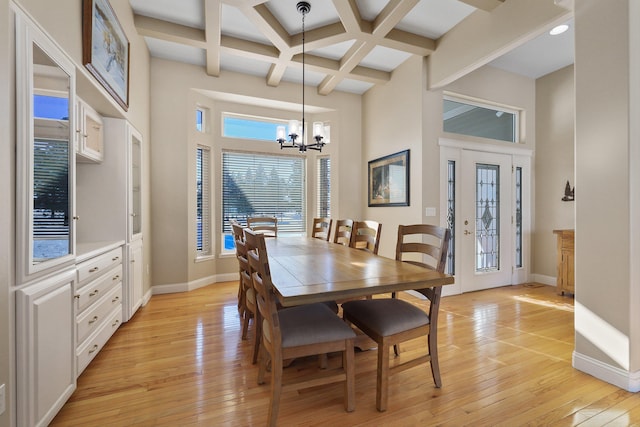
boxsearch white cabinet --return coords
[75,97,104,163]
[126,239,144,321]
[16,269,76,427]
[75,244,124,375]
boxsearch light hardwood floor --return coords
[51,282,640,426]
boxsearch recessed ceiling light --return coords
[550,24,569,36]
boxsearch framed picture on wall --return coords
[368,149,410,207]
[82,0,130,111]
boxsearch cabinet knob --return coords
[88,344,99,355]
[112,320,120,327]
[89,267,99,273]
[89,289,99,297]
[73,216,80,220]
[88,316,99,325]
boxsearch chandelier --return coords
[276,1,327,152]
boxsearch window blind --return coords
[317,157,331,218]
[222,151,306,234]
[33,138,70,238]
[196,146,211,255]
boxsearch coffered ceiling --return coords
[129,0,574,95]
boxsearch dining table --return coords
[264,236,454,307]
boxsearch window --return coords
[443,96,519,143]
[222,151,305,242]
[33,94,70,260]
[515,166,523,268]
[317,157,331,218]
[196,108,205,132]
[196,146,211,256]
[446,160,455,275]
[222,113,285,142]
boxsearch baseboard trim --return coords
[573,351,640,392]
[152,273,238,295]
[530,274,556,286]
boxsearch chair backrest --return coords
[247,216,278,237]
[395,224,450,273]
[350,220,382,255]
[395,224,451,320]
[311,217,332,241]
[231,222,245,243]
[245,228,281,347]
[333,219,354,246]
[233,224,253,293]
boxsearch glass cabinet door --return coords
[129,126,142,240]
[16,11,76,281]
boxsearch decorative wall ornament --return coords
[562,180,575,201]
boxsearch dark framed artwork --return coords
[82,0,130,110]
[368,149,410,207]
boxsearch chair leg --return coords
[376,344,390,412]
[237,281,244,312]
[344,339,355,412]
[252,312,261,364]
[428,331,442,388]
[267,354,283,427]
[241,310,251,340]
[257,343,268,385]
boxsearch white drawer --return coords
[76,284,122,344]
[77,247,122,286]
[75,264,122,313]
[76,306,122,376]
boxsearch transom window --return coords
[222,113,286,142]
[443,96,519,143]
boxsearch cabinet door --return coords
[16,269,76,427]
[76,98,103,163]
[125,240,144,321]
[15,9,76,282]
[129,126,143,241]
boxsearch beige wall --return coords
[574,0,639,375]
[362,56,425,259]
[0,0,12,425]
[150,58,362,287]
[534,65,575,278]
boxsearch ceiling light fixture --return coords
[276,1,327,152]
[549,24,569,36]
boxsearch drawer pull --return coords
[112,296,120,303]
[88,316,99,325]
[89,267,99,273]
[89,289,99,297]
[112,275,120,281]
[88,344,99,355]
[112,319,120,327]
[112,256,120,261]
[74,295,80,299]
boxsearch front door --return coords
[459,150,513,292]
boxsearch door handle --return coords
[464,230,473,235]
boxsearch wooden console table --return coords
[553,229,574,295]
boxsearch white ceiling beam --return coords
[372,0,419,36]
[134,14,206,48]
[241,3,290,52]
[332,0,363,33]
[458,0,505,12]
[382,29,435,56]
[204,0,221,77]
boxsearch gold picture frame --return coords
[368,149,410,207]
[82,0,129,110]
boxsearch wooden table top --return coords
[265,237,455,307]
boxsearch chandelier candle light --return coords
[276,1,328,152]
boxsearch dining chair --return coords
[231,221,245,313]
[341,224,450,412]
[232,223,261,363]
[349,220,382,255]
[333,219,354,246]
[244,228,356,426]
[311,217,332,241]
[247,216,278,237]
